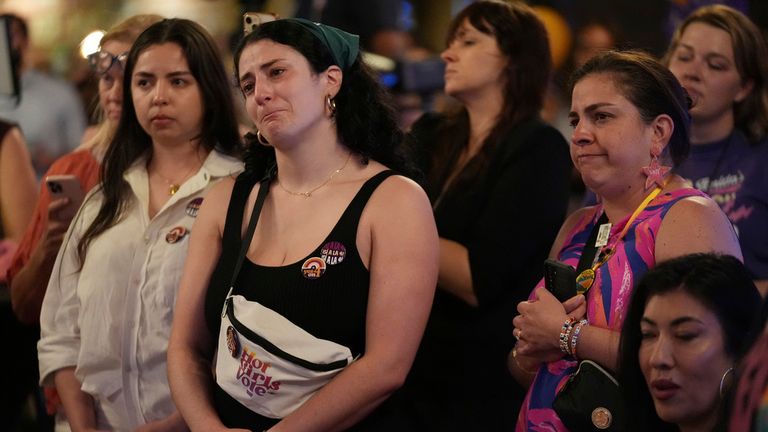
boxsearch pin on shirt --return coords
[321,241,346,265]
[301,257,327,279]
[576,269,596,293]
[226,326,240,357]
[165,226,188,244]
[186,197,204,218]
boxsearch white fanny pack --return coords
[215,292,353,418]
[214,177,354,418]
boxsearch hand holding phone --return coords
[243,12,279,34]
[543,259,577,302]
[45,175,84,220]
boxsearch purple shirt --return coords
[676,130,768,279]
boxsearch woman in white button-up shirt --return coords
[38,19,243,431]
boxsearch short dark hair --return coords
[571,50,692,167]
[233,19,415,180]
[78,18,242,263]
[618,253,763,432]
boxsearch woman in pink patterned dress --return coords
[509,51,742,431]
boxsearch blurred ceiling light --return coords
[362,52,396,72]
[79,30,105,58]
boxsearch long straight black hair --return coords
[77,18,242,264]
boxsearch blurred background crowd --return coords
[1,0,766,179]
[1,1,768,431]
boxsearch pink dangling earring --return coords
[641,150,671,190]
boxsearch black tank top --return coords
[204,170,396,428]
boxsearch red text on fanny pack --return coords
[237,347,281,397]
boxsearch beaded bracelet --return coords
[569,319,589,357]
[559,317,576,355]
[563,323,575,354]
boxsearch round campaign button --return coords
[321,241,346,265]
[591,407,612,429]
[301,257,327,279]
[165,226,188,244]
[226,326,240,358]
[185,197,204,217]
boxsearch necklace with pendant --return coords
[153,161,202,196]
[575,181,666,293]
[278,152,352,198]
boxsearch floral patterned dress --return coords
[516,188,709,431]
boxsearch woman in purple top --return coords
[509,51,742,431]
[663,5,768,295]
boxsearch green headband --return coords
[288,18,360,71]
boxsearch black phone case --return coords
[543,259,577,302]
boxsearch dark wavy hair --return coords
[426,0,552,191]
[233,19,414,180]
[663,5,768,144]
[571,50,692,167]
[618,253,764,432]
[77,18,242,263]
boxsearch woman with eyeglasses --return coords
[37,18,243,430]
[5,14,161,430]
[8,14,162,324]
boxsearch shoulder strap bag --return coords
[214,177,354,419]
[552,213,624,431]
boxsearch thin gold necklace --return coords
[153,162,202,196]
[278,153,352,198]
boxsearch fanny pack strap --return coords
[229,177,272,289]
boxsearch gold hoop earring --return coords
[256,130,269,145]
[326,95,337,117]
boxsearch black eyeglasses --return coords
[88,51,128,75]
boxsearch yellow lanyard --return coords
[576,184,664,294]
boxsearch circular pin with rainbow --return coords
[301,257,327,279]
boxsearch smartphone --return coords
[543,259,577,302]
[243,12,279,35]
[46,175,84,220]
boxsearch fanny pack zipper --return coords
[225,296,350,372]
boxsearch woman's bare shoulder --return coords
[656,193,742,261]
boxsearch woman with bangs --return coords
[38,19,243,430]
[8,13,163,325]
[6,14,161,430]
[398,1,571,429]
